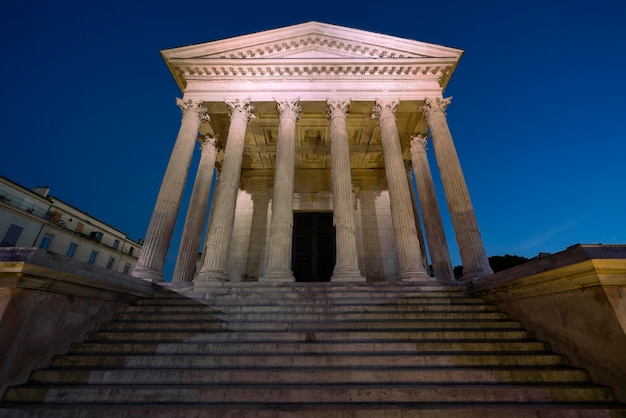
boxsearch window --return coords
[66,243,78,257]
[39,233,54,250]
[106,256,115,270]
[88,251,98,265]
[1,223,24,247]
[129,247,134,256]
[123,263,131,274]
[89,231,103,242]
[112,239,120,250]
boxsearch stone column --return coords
[172,135,218,282]
[260,98,300,282]
[410,134,455,283]
[195,98,255,284]
[372,99,432,282]
[407,166,429,272]
[327,99,365,282]
[132,98,209,282]
[421,97,493,280]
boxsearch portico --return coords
[132,22,493,285]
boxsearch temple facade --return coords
[132,22,493,285]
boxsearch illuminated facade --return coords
[0,175,142,274]
[132,22,493,285]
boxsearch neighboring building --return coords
[0,175,142,274]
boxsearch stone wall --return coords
[471,244,626,402]
[0,248,155,397]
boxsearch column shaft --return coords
[407,169,429,272]
[372,99,432,282]
[327,99,365,282]
[422,97,493,280]
[132,98,208,282]
[195,99,255,283]
[172,136,218,282]
[410,135,455,283]
[261,99,300,282]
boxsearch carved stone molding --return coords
[421,97,452,121]
[275,98,301,121]
[326,99,351,121]
[225,98,256,122]
[198,135,218,154]
[410,134,429,152]
[176,98,210,123]
[371,99,400,121]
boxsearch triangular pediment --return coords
[162,21,463,62]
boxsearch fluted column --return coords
[327,99,365,282]
[410,134,455,283]
[407,167,429,272]
[422,97,493,280]
[195,98,255,284]
[372,99,432,282]
[260,98,300,282]
[172,135,218,282]
[132,98,209,282]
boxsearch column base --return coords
[194,269,228,283]
[131,266,165,283]
[460,264,494,281]
[331,267,366,282]
[259,268,295,283]
[397,267,437,283]
[193,279,228,292]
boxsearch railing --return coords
[0,191,51,221]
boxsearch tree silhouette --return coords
[453,254,530,279]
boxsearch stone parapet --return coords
[470,244,626,402]
[0,248,156,397]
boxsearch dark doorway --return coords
[292,212,336,282]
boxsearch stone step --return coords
[50,353,569,368]
[168,283,466,294]
[138,295,489,306]
[3,404,625,418]
[201,296,491,305]
[69,340,551,355]
[124,303,501,313]
[98,320,524,332]
[4,282,624,417]
[5,384,615,404]
[115,311,510,321]
[198,291,470,299]
[199,286,466,298]
[10,403,626,418]
[30,367,591,385]
[85,329,535,342]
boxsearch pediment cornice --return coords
[171,58,454,80]
[161,22,463,93]
[162,22,463,61]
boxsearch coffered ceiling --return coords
[205,100,425,171]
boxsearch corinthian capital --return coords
[225,98,256,122]
[198,135,218,154]
[176,98,210,123]
[326,99,351,120]
[410,133,429,152]
[275,98,301,121]
[371,99,400,121]
[421,97,452,121]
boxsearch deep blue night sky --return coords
[2,0,625,279]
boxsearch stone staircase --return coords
[2,282,625,417]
